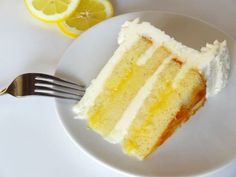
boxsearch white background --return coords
[0,0,236,177]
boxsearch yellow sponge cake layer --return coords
[88,37,171,136]
[122,62,206,159]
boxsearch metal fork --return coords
[0,73,85,101]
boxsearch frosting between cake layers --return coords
[73,19,230,143]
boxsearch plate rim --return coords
[54,10,236,177]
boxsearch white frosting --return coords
[74,19,230,143]
[201,41,230,96]
[137,44,159,65]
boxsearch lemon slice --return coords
[57,0,114,38]
[24,0,81,22]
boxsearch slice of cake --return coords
[73,19,230,160]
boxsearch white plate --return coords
[55,11,236,177]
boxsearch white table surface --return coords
[0,1,235,177]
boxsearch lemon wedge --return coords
[24,0,81,22]
[57,0,114,38]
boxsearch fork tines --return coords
[33,73,85,101]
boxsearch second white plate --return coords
[55,11,236,177]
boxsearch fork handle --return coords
[0,88,7,95]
